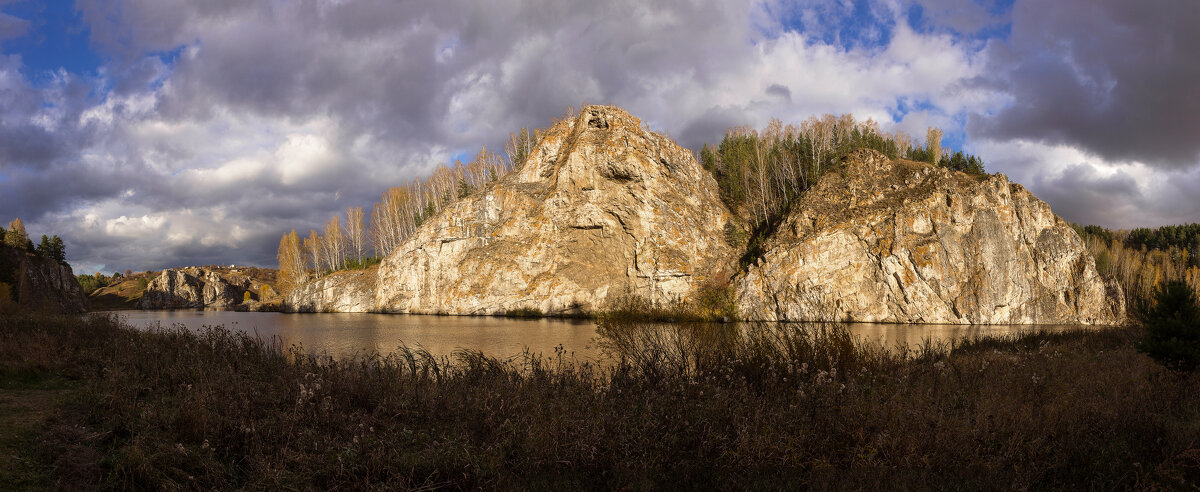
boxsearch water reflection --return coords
[113,310,600,361]
[110,310,1089,361]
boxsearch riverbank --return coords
[1,312,1197,489]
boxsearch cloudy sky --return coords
[1,0,1198,274]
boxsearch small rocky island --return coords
[284,106,1124,324]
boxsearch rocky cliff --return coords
[285,108,1123,325]
[372,105,733,315]
[284,105,734,315]
[286,269,376,313]
[0,245,86,313]
[138,267,269,309]
[735,150,1125,324]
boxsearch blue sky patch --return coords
[1,0,102,81]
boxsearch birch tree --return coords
[346,206,365,263]
[276,230,306,294]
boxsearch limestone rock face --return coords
[138,268,254,309]
[286,269,375,313]
[735,150,1125,324]
[0,245,86,313]
[372,105,733,315]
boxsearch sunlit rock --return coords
[735,149,1125,324]
[371,105,733,315]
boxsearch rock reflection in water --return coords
[112,310,1091,362]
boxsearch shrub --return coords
[723,222,747,249]
[342,256,382,270]
[243,291,252,303]
[503,307,544,318]
[1137,280,1200,371]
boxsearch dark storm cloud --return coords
[678,105,752,151]
[971,0,1200,168]
[1027,163,1144,228]
[766,83,792,102]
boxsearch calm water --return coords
[108,310,1089,361]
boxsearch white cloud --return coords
[5,0,1195,273]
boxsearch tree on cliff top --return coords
[36,235,66,263]
[5,218,28,249]
[276,230,306,295]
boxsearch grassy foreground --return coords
[1,313,1199,489]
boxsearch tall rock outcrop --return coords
[735,150,1125,324]
[369,105,733,315]
[0,245,86,313]
[138,267,260,309]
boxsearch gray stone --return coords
[138,267,253,309]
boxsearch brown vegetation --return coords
[2,312,1198,489]
[1081,231,1200,307]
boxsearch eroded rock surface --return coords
[735,150,1125,324]
[370,105,733,315]
[138,268,263,309]
[286,269,376,313]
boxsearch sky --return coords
[1,0,1198,275]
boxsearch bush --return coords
[342,256,382,270]
[722,222,747,249]
[503,307,544,318]
[1137,280,1200,371]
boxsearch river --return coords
[107,310,1090,362]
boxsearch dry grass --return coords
[1,312,1198,489]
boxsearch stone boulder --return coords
[735,150,1125,324]
[370,105,733,315]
